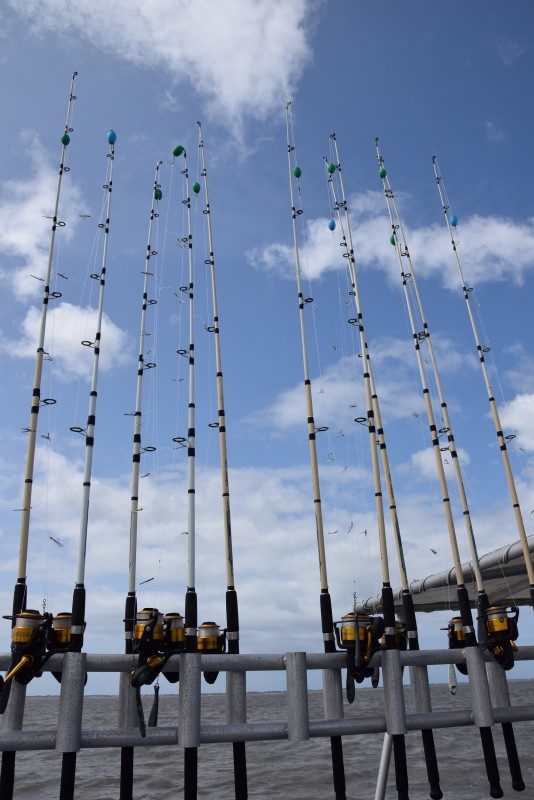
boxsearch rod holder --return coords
[409,665,432,713]
[117,670,137,729]
[285,652,309,742]
[322,667,344,720]
[56,652,86,753]
[226,669,246,725]
[178,653,201,748]
[486,660,511,709]
[464,647,494,728]
[382,649,407,736]
[0,681,26,733]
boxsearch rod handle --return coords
[501,721,525,792]
[393,733,409,800]
[479,726,503,798]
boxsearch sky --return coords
[0,1,533,695]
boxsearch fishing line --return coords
[0,86,80,800]
[432,156,534,609]
[54,129,119,800]
[196,162,215,472]
[432,163,529,790]
[285,101,348,800]
[52,156,116,573]
[377,141,509,798]
[471,290,510,405]
[142,181,166,610]
[193,121,248,800]
[328,135,437,800]
[329,241,376,608]
[169,161,189,475]
[119,159,165,800]
[34,150,107,598]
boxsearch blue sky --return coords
[0,1,533,693]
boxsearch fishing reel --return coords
[198,620,226,685]
[0,609,73,712]
[334,612,384,703]
[129,607,166,688]
[129,608,187,688]
[446,617,468,675]
[479,606,519,671]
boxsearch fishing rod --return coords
[0,71,78,800]
[431,157,528,793]
[196,121,247,800]
[59,129,118,800]
[119,160,164,800]
[284,102,347,800]
[326,134,442,800]
[8,70,78,623]
[375,139,504,799]
[382,152,522,672]
[432,156,534,610]
[171,141,201,800]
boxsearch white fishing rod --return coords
[383,165,488,607]
[326,135,442,800]
[375,139,504,800]
[119,160,162,800]
[432,156,534,605]
[124,161,162,646]
[196,122,247,800]
[172,144,198,655]
[285,102,347,800]
[196,122,236,601]
[11,71,78,619]
[60,129,118,800]
[0,71,78,800]
[431,158,527,793]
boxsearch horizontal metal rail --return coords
[0,647,532,753]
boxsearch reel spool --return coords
[447,616,468,675]
[49,612,73,683]
[480,606,519,671]
[162,612,185,683]
[198,621,226,684]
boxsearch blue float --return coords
[328,219,336,231]
[450,214,458,227]
[107,130,117,144]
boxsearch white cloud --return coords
[3,301,132,380]
[9,0,319,132]
[244,336,478,447]
[408,445,470,481]
[249,354,362,432]
[0,131,85,300]
[0,447,383,659]
[500,393,534,452]
[249,191,534,287]
[1,433,531,690]
[503,344,534,394]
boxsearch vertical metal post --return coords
[285,653,309,742]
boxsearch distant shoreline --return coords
[23,677,534,699]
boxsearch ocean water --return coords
[9,681,534,799]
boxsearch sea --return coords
[10,680,534,799]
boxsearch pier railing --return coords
[1,646,533,753]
